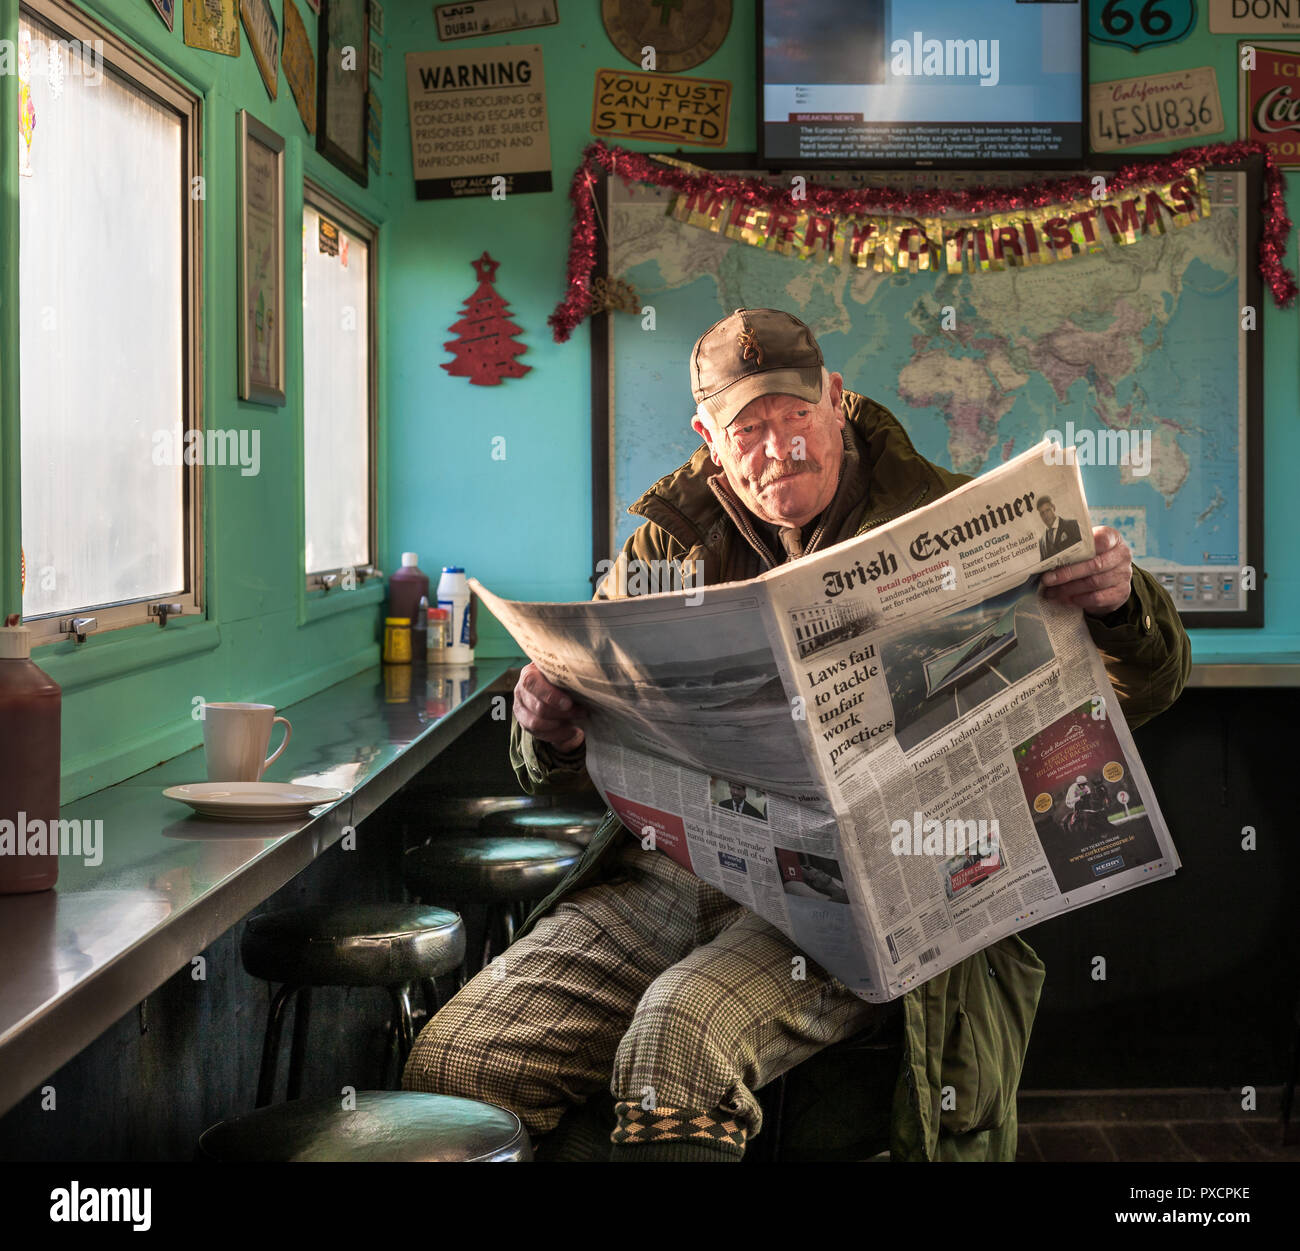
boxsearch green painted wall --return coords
[1,0,393,801]
[378,3,758,654]
[3,3,1297,805]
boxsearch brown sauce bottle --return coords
[0,614,61,892]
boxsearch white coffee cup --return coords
[203,702,292,782]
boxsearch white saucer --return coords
[163,781,345,821]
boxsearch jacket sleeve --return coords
[1083,564,1191,730]
[508,519,682,795]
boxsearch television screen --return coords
[759,0,1086,167]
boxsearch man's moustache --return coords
[755,458,821,488]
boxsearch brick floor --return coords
[1014,1089,1300,1162]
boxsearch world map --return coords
[607,171,1247,591]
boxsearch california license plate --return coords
[1091,66,1224,152]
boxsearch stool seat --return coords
[198,1091,532,1162]
[437,795,552,829]
[241,903,465,988]
[478,806,610,848]
[388,792,555,831]
[403,836,581,903]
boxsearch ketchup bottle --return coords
[0,613,61,892]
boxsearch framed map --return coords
[591,155,1264,627]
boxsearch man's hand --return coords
[1040,526,1133,618]
[513,662,585,752]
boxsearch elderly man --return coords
[403,308,1191,1162]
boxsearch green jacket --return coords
[509,391,1192,1161]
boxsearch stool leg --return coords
[388,984,415,1083]
[482,901,517,969]
[286,985,312,1101]
[383,1001,401,1089]
[256,984,299,1108]
[479,907,497,974]
[420,977,440,1017]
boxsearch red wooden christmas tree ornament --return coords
[442,251,531,386]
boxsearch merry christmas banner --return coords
[548,141,1296,340]
[667,167,1212,275]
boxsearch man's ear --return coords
[827,372,845,424]
[692,414,721,465]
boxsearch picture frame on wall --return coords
[589,155,1265,627]
[239,0,280,101]
[236,110,286,406]
[317,0,370,187]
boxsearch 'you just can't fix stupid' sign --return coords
[590,68,732,148]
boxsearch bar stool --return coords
[441,795,554,829]
[395,793,556,834]
[198,1091,532,1161]
[478,804,610,848]
[402,836,581,976]
[241,903,466,1107]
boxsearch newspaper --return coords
[474,441,1180,1002]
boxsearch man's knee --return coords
[614,962,739,1092]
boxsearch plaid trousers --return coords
[401,836,889,1158]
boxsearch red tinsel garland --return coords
[549,140,1298,343]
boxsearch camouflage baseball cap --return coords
[691,308,824,436]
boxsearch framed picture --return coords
[317,0,370,186]
[236,110,286,406]
[591,155,1264,626]
[185,0,239,57]
[239,0,280,101]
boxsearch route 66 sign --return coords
[1090,0,1197,52]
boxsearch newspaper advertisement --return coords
[474,441,1181,1003]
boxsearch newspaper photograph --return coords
[474,440,1181,1003]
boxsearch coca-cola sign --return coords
[1240,40,1300,166]
[1255,83,1300,132]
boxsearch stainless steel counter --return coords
[0,657,522,1119]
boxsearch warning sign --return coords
[405,43,553,200]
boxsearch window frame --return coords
[19,0,204,647]
[301,178,378,594]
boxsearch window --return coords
[302,187,376,586]
[18,1,202,642]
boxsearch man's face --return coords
[694,373,846,528]
[1038,501,1057,528]
[728,783,746,804]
